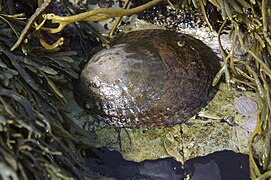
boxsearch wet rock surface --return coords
[66,83,260,163]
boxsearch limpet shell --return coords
[75,29,220,128]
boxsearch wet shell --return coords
[75,29,220,128]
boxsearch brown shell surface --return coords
[75,29,220,128]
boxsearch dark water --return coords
[84,148,250,180]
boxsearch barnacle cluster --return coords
[1,0,271,179]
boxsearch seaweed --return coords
[11,0,163,51]
[0,0,99,179]
[187,0,271,178]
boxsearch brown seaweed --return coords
[0,1,98,179]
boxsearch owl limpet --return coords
[75,29,220,128]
